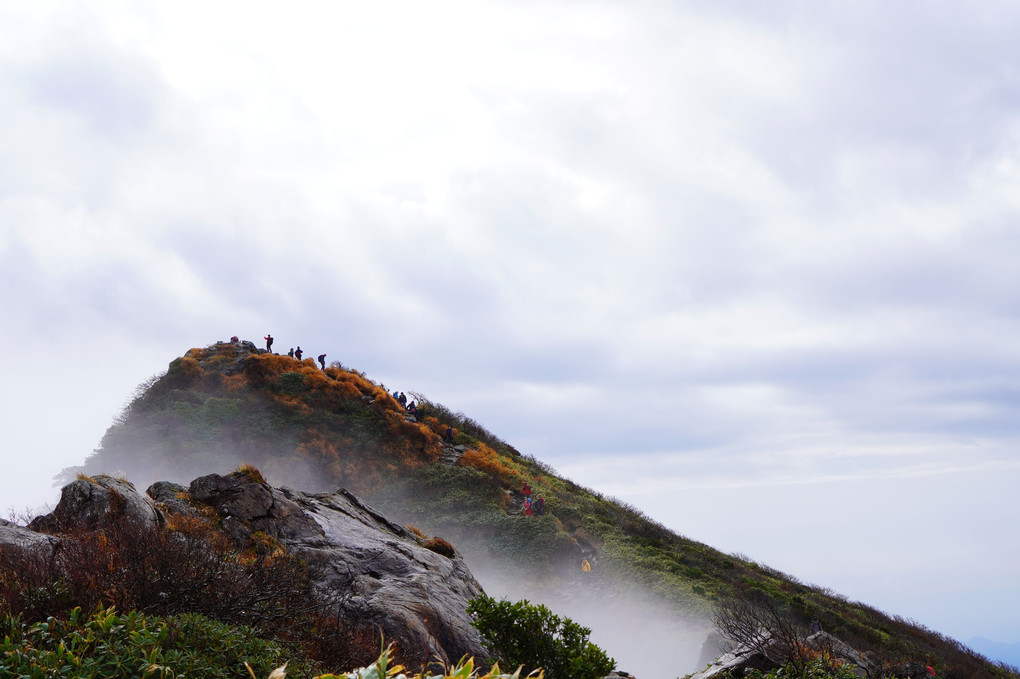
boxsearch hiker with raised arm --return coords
[264,334,274,352]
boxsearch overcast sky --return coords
[2,0,1020,657]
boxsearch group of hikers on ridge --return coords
[520,481,545,517]
[257,335,422,419]
[392,390,419,417]
[260,334,329,370]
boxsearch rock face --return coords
[29,475,161,533]
[0,520,59,560]
[185,470,491,666]
[19,472,491,668]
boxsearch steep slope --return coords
[68,340,1017,679]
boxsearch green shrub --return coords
[466,596,614,679]
[0,606,294,679]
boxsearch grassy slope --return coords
[70,341,1018,679]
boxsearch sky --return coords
[2,0,1020,662]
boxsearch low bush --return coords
[0,606,295,679]
[739,655,862,679]
[466,595,614,679]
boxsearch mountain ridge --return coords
[63,338,1018,678]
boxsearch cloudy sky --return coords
[3,0,1020,657]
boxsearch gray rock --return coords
[684,642,775,679]
[186,471,490,668]
[807,631,878,677]
[0,521,60,559]
[29,475,161,533]
[146,481,197,517]
[190,472,275,521]
[688,631,883,679]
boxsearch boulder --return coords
[0,521,59,560]
[146,481,198,517]
[806,631,879,677]
[684,641,776,679]
[186,471,490,668]
[29,475,161,533]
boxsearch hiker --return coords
[295,346,303,360]
[318,353,326,369]
[534,497,545,515]
[398,392,407,406]
[288,348,294,357]
[408,403,418,416]
[445,426,454,442]
[523,497,532,516]
[581,558,591,573]
[230,336,239,343]
[810,619,822,634]
[522,482,531,498]
[264,334,274,352]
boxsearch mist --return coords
[462,548,714,679]
[65,395,717,678]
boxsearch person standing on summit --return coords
[318,353,327,369]
[295,346,303,360]
[264,334,274,352]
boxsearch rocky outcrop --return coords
[685,642,776,679]
[18,471,490,669]
[0,519,59,560]
[686,631,884,679]
[806,631,880,677]
[29,475,161,533]
[184,471,489,667]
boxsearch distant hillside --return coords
[969,639,1020,669]
[67,340,1019,679]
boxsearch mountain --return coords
[63,339,1018,678]
[969,639,1020,669]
